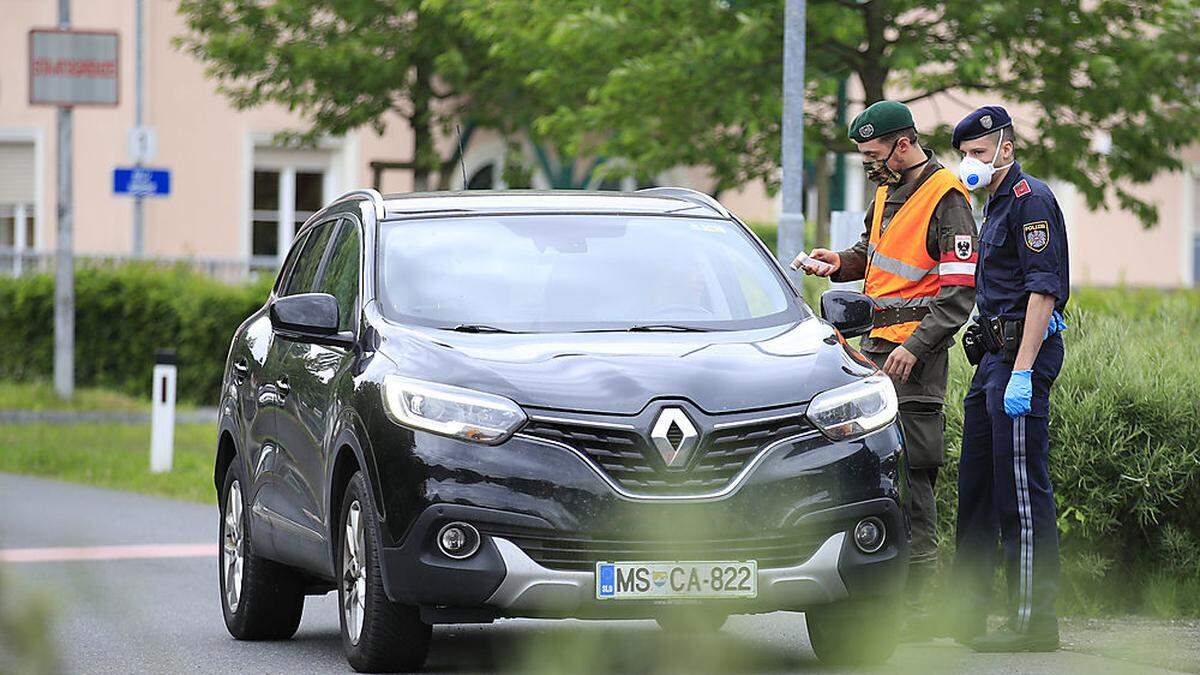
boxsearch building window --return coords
[0,141,36,252]
[597,174,623,191]
[250,165,326,261]
[0,205,34,249]
[591,169,660,192]
[467,163,495,190]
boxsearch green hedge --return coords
[934,291,1200,615]
[0,266,271,405]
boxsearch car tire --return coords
[218,459,305,640]
[806,597,900,666]
[655,610,728,633]
[338,471,431,673]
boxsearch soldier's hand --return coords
[803,249,841,277]
[883,345,919,384]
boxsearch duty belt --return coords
[962,316,1025,365]
[872,305,932,329]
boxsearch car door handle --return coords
[232,360,249,384]
[275,377,290,397]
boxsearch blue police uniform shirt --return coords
[976,162,1070,320]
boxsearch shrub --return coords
[0,265,271,405]
[934,296,1200,615]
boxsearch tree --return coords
[466,0,1200,226]
[177,0,531,191]
[177,0,633,191]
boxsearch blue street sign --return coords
[113,167,171,197]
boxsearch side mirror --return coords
[270,293,354,347]
[820,289,875,339]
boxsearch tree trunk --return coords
[815,152,831,248]
[859,0,888,104]
[409,55,435,193]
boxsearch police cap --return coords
[953,105,1013,149]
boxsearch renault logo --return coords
[650,408,699,469]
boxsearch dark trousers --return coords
[953,335,1064,636]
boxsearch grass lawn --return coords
[0,422,217,504]
[0,381,155,413]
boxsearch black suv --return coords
[215,188,909,671]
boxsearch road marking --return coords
[0,543,216,563]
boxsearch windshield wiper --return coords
[445,323,523,334]
[628,324,712,332]
[576,324,712,333]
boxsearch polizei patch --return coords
[954,235,973,260]
[1023,221,1049,252]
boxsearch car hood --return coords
[375,318,874,415]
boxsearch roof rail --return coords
[334,188,386,219]
[636,186,730,218]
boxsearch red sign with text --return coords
[29,29,120,107]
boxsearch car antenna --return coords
[456,124,468,188]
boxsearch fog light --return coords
[437,522,480,560]
[853,517,886,554]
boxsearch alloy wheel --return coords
[222,480,245,613]
[342,500,367,644]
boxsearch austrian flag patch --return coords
[1024,221,1050,252]
[939,239,977,287]
[1013,179,1032,198]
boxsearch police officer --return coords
[950,105,1069,652]
[799,100,977,637]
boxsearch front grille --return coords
[482,524,826,571]
[521,412,814,496]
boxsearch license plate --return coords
[595,561,757,600]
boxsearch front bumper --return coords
[380,498,907,621]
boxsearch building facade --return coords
[1,0,1196,286]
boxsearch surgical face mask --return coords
[958,135,1013,190]
[863,140,902,186]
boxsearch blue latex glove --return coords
[1004,370,1033,418]
[1043,310,1068,339]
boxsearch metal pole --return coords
[779,0,807,278]
[54,0,74,400]
[132,0,145,255]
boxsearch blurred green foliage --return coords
[932,292,1200,616]
[0,265,271,405]
[0,569,59,674]
[461,0,1200,226]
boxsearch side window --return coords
[273,229,310,294]
[282,221,337,296]
[315,220,362,331]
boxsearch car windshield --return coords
[377,214,805,332]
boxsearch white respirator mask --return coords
[957,132,1012,190]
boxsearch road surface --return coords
[1,473,1195,674]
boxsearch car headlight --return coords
[382,375,526,444]
[806,375,898,441]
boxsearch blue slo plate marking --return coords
[598,563,616,597]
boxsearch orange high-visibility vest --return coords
[864,168,969,343]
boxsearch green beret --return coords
[848,100,915,143]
